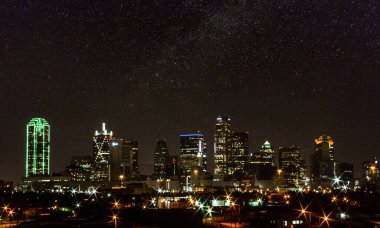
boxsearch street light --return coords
[297,202,312,228]
[119,175,124,187]
[112,214,118,228]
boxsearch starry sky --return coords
[0,0,379,183]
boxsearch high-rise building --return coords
[229,132,249,178]
[179,134,207,182]
[26,118,50,177]
[252,141,275,165]
[249,141,276,188]
[278,146,307,187]
[165,155,179,177]
[93,123,113,182]
[126,140,139,179]
[153,140,170,179]
[109,139,139,185]
[214,116,232,177]
[311,135,336,188]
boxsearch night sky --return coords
[1,1,379,183]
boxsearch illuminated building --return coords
[278,146,307,187]
[93,123,113,182]
[311,135,336,188]
[179,134,207,189]
[250,141,276,188]
[252,141,275,165]
[110,139,139,185]
[229,132,249,179]
[362,158,379,191]
[214,116,232,178]
[66,156,93,182]
[26,118,50,177]
[153,140,170,179]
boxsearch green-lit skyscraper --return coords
[26,118,50,177]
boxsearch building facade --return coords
[92,123,113,182]
[311,135,336,188]
[66,155,93,182]
[278,146,307,187]
[179,134,207,190]
[110,138,139,186]
[153,140,170,179]
[26,118,51,177]
[252,141,275,165]
[229,132,249,179]
[214,116,232,178]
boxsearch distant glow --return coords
[112,142,119,146]
[180,133,204,137]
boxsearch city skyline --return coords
[4,116,376,184]
[1,1,379,183]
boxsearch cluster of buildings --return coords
[13,117,380,193]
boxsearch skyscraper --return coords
[153,140,170,179]
[229,132,249,178]
[250,141,276,188]
[26,118,50,177]
[311,135,336,188]
[109,139,140,185]
[214,116,232,178]
[252,141,275,165]
[278,146,307,187]
[179,134,207,184]
[93,123,113,182]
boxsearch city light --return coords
[319,209,333,227]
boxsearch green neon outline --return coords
[26,118,50,176]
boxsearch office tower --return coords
[179,134,207,180]
[252,141,275,165]
[165,155,178,177]
[153,140,170,179]
[229,132,249,178]
[110,139,139,185]
[214,116,232,177]
[127,140,139,179]
[311,135,336,187]
[66,156,93,182]
[337,163,354,184]
[249,141,276,188]
[93,123,113,182]
[26,118,51,177]
[278,146,307,186]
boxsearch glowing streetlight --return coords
[319,209,333,227]
[296,202,312,228]
[112,214,118,228]
[119,175,124,187]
